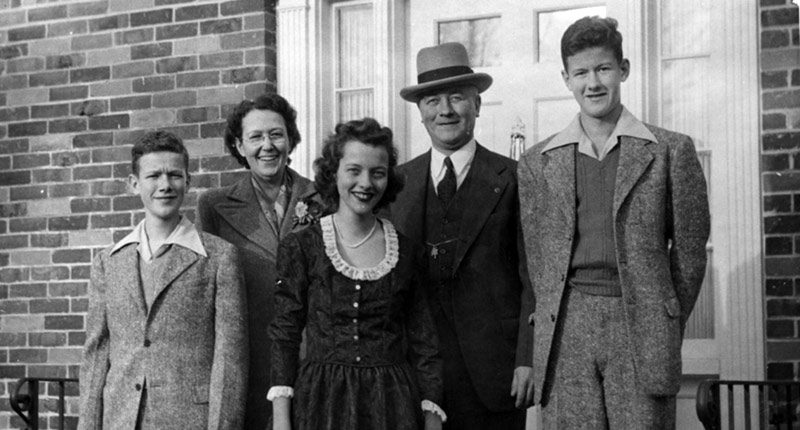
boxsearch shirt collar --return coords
[430,138,477,180]
[541,106,658,155]
[111,216,207,261]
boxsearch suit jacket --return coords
[518,124,710,405]
[78,232,248,429]
[196,168,318,428]
[388,143,534,411]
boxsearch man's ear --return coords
[620,58,630,82]
[474,94,482,117]
[561,69,571,90]
[128,173,140,195]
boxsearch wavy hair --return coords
[313,117,404,213]
[560,16,624,71]
[223,93,302,168]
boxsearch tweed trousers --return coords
[542,288,676,429]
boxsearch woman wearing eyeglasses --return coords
[197,93,321,429]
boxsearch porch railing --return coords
[696,379,800,430]
[8,377,79,430]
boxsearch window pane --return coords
[438,17,501,67]
[534,98,576,142]
[338,89,374,122]
[537,6,606,64]
[337,4,374,89]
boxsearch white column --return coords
[277,0,316,178]
[710,0,764,381]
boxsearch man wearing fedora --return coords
[388,42,534,429]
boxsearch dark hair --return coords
[560,16,624,71]
[224,93,302,168]
[131,130,189,176]
[314,117,404,212]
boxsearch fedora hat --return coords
[400,42,492,102]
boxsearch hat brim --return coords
[400,73,493,102]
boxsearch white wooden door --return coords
[404,0,607,160]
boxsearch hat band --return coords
[417,65,474,84]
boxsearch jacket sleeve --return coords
[405,246,444,406]
[78,252,111,430]
[667,137,711,327]
[268,233,309,387]
[208,245,248,430]
[514,169,535,368]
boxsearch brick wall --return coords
[0,0,276,428]
[760,0,800,382]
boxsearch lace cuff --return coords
[266,386,294,401]
[421,400,447,422]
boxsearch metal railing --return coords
[697,379,800,430]
[8,377,78,430]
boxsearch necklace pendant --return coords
[431,246,439,259]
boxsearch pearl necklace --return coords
[332,215,378,249]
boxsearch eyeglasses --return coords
[244,131,287,145]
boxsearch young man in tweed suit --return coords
[79,131,248,429]
[518,17,710,429]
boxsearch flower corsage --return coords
[291,198,324,229]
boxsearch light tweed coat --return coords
[518,124,710,405]
[78,232,248,429]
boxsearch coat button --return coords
[355,284,361,291]
[550,314,556,322]
[353,335,359,341]
[144,339,151,347]
[353,302,359,308]
[135,383,142,391]
[355,356,361,362]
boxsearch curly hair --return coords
[314,117,404,213]
[131,130,189,177]
[560,16,623,71]
[223,93,302,168]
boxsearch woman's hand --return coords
[272,397,291,430]
[423,410,443,430]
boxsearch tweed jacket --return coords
[78,231,248,429]
[518,123,710,405]
[196,168,318,428]
[388,143,534,411]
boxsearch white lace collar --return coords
[320,215,399,281]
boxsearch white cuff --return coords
[421,400,447,422]
[267,386,294,401]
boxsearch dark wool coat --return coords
[196,168,318,428]
[388,143,534,412]
[518,124,711,405]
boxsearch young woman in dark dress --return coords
[268,118,445,430]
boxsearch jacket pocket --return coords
[192,383,209,404]
[664,297,681,319]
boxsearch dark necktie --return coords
[437,156,457,205]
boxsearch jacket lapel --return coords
[214,175,277,257]
[542,144,576,259]
[110,244,147,317]
[452,144,506,273]
[151,246,200,310]
[613,137,654,218]
[279,169,317,239]
[394,152,430,245]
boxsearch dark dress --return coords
[269,216,443,430]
